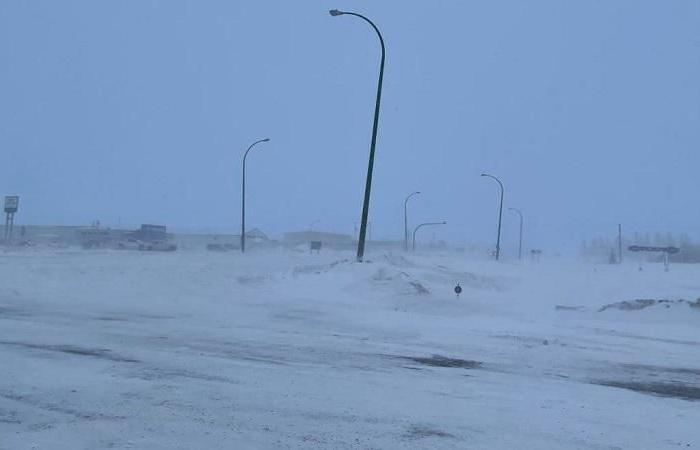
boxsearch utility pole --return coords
[403,191,421,251]
[240,138,270,253]
[618,224,623,264]
[508,208,523,260]
[412,221,447,251]
[330,9,386,262]
[481,173,504,260]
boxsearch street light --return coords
[329,9,385,263]
[241,138,270,253]
[508,207,523,260]
[412,221,447,251]
[404,191,421,251]
[481,173,504,260]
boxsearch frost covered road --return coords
[1,249,699,449]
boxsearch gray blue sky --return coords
[1,1,699,253]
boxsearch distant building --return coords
[172,228,271,251]
[132,224,168,242]
[77,224,172,249]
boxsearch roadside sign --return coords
[628,245,679,254]
[4,196,19,214]
[628,245,679,272]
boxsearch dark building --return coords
[135,224,168,242]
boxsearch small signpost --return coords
[3,196,19,243]
[310,241,322,254]
[628,245,679,272]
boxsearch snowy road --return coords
[1,249,698,449]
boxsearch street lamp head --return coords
[262,138,270,142]
[329,9,345,16]
[480,173,488,177]
[442,221,447,225]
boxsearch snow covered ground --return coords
[1,247,698,449]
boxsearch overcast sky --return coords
[1,1,699,253]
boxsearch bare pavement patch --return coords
[589,363,700,402]
[590,380,700,401]
[388,350,700,403]
[391,354,482,370]
[404,424,457,440]
[0,340,140,363]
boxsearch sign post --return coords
[310,241,322,254]
[3,196,19,243]
[628,245,679,272]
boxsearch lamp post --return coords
[329,9,385,263]
[508,207,523,260]
[412,221,447,251]
[481,173,504,260]
[241,138,270,253]
[404,191,421,251]
[618,224,623,264]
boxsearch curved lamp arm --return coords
[412,221,447,251]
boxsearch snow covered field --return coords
[1,248,698,449]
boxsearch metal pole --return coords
[404,191,420,251]
[481,173,504,260]
[412,221,447,251]
[330,9,385,262]
[618,224,622,264]
[241,138,270,253]
[508,208,523,260]
[8,214,14,242]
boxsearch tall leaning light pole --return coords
[412,221,447,251]
[508,207,523,260]
[404,191,421,251]
[241,138,270,253]
[481,173,504,260]
[329,9,385,262]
